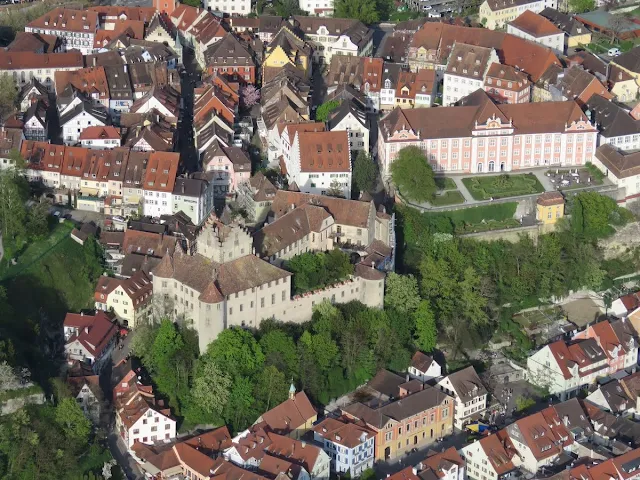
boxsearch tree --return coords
[224,377,256,432]
[240,85,261,109]
[206,328,265,379]
[190,356,232,420]
[0,169,28,248]
[55,398,92,443]
[571,192,621,239]
[181,0,202,6]
[568,0,594,12]
[334,0,386,23]
[273,0,304,17]
[0,75,17,120]
[391,146,437,202]
[26,201,50,240]
[327,179,345,198]
[609,13,633,42]
[7,148,25,169]
[259,330,299,380]
[315,100,341,122]
[254,365,290,412]
[384,273,421,314]
[353,150,377,194]
[414,301,437,352]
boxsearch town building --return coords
[201,140,251,198]
[0,127,24,170]
[608,64,639,103]
[224,421,329,480]
[362,57,384,112]
[342,369,454,460]
[312,418,376,477]
[461,431,517,480]
[94,271,153,328]
[507,10,564,54]
[536,191,565,224]
[204,0,251,16]
[443,43,498,106]
[388,448,465,480]
[483,63,531,104]
[236,172,278,225]
[0,51,84,90]
[204,33,257,84]
[594,144,640,204]
[479,0,556,30]
[527,318,638,400]
[407,23,560,85]
[504,408,573,473]
[21,141,65,187]
[7,31,61,54]
[293,17,373,65]
[171,174,215,225]
[377,89,597,177]
[262,27,312,82]
[60,99,109,146]
[255,387,318,439]
[23,100,48,142]
[380,63,404,111]
[408,351,442,382]
[67,372,103,423]
[169,4,227,68]
[25,8,99,55]
[18,78,49,111]
[114,369,176,449]
[547,66,612,107]
[586,95,640,152]
[79,126,121,150]
[283,130,352,198]
[327,100,369,152]
[539,8,592,50]
[142,151,180,218]
[437,366,488,430]
[63,311,118,372]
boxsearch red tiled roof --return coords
[509,10,563,38]
[479,432,516,475]
[79,126,121,141]
[297,131,350,173]
[0,51,83,71]
[260,391,316,434]
[143,151,180,192]
[65,311,117,358]
[26,7,98,34]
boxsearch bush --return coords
[285,249,354,294]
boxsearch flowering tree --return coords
[241,85,260,108]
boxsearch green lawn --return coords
[462,174,545,200]
[435,177,457,191]
[430,190,465,206]
[0,221,74,281]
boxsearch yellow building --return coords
[255,388,317,439]
[263,26,312,80]
[536,191,565,224]
[479,0,547,30]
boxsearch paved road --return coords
[108,432,143,480]
[375,432,468,475]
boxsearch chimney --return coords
[93,56,97,67]
[124,64,128,73]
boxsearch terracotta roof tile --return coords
[508,10,563,37]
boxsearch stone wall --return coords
[459,222,558,244]
[282,275,385,324]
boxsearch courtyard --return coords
[544,167,603,190]
[461,173,545,201]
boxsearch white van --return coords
[608,47,621,57]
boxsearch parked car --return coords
[608,47,621,57]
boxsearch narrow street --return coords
[177,47,200,174]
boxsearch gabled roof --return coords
[0,51,83,71]
[410,351,436,372]
[247,172,277,202]
[586,94,640,139]
[612,47,640,74]
[446,42,494,80]
[477,432,517,475]
[259,391,316,435]
[508,10,563,38]
[204,32,255,68]
[327,100,367,130]
[7,32,59,53]
[64,310,117,358]
[539,8,588,37]
[79,126,120,141]
[296,130,350,173]
[59,99,109,127]
[270,190,372,228]
[27,7,97,33]
[312,417,375,448]
[442,366,487,402]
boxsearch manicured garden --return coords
[430,177,465,206]
[462,174,545,200]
